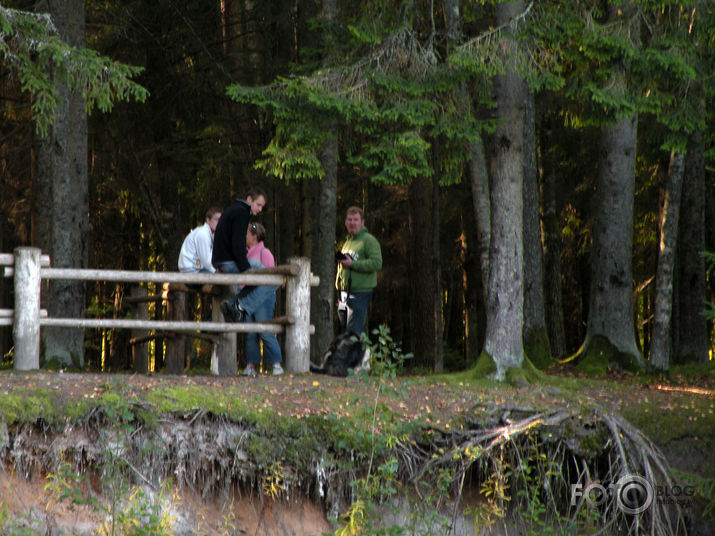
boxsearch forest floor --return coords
[0,363,713,535]
[0,363,711,426]
[1,362,712,474]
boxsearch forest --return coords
[1,0,713,376]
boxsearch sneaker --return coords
[235,304,247,322]
[243,364,257,377]
[220,299,237,322]
[220,299,247,322]
[272,363,284,376]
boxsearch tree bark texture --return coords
[522,88,551,367]
[539,110,568,360]
[469,136,491,306]
[483,2,525,378]
[35,0,88,367]
[309,0,338,362]
[312,134,338,362]
[650,152,684,370]
[587,115,643,365]
[676,139,709,364]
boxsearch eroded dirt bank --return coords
[0,371,712,535]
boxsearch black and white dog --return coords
[310,331,371,377]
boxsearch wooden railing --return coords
[1,248,319,375]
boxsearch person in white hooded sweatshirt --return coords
[178,207,222,274]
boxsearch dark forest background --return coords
[1,0,713,374]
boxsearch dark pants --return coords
[338,290,372,335]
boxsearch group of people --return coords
[178,186,382,377]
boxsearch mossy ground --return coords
[573,334,643,375]
[0,365,712,532]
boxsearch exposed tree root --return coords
[392,406,688,535]
[0,404,693,535]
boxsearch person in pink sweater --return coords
[243,222,283,376]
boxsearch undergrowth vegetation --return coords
[0,327,711,535]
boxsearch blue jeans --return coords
[216,259,276,316]
[217,259,282,366]
[338,291,372,334]
[246,290,282,366]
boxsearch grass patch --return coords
[0,384,89,425]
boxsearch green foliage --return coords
[350,130,432,184]
[44,461,100,512]
[227,16,488,188]
[100,387,137,425]
[96,482,178,536]
[526,0,706,155]
[0,505,45,536]
[256,126,327,181]
[673,471,715,519]
[0,4,148,136]
[361,325,413,379]
[0,386,56,424]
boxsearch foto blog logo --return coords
[572,474,654,515]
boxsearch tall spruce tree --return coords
[525,0,707,372]
[311,0,339,366]
[480,1,527,379]
[1,3,146,367]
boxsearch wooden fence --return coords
[1,248,319,375]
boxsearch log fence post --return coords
[13,247,41,370]
[164,283,186,374]
[129,285,149,374]
[211,286,237,376]
[284,257,311,373]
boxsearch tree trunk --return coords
[650,151,685,370]
[539,106,568,360]
[408,174,435,368]
[522,88,551,369]
[35,0,88,368]
[585,114,644,367]
[469,137,491,307]
[483,2,525,379]
[675,137,709,364]
[312,134,338,361]
[462,188,487,363]
[432,144,444,372]
[310,0,338,362]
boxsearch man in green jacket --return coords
[335,206,382,334]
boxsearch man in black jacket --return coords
[212,187,269,322]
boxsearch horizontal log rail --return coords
[0,308,47,327]
[0,253,50,267]
[3,247,317,375]
[39,317,295,333]
[3,266,319,287]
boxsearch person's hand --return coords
[340,257,353,268]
